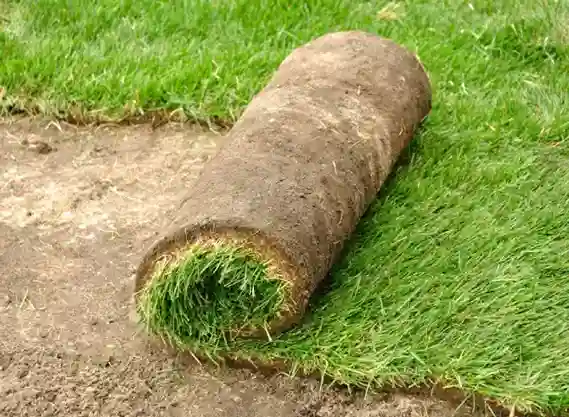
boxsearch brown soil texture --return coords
[0,117,490,417]
[136,31,432,336]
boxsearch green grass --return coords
[137,243,287,350]
[2,0,569,414]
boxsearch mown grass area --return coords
[2,0,569,414]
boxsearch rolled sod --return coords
[135,31,432,349]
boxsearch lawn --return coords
[2,0,569,414]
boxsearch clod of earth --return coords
[134,31,431,352]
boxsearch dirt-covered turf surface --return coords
[0,118,489,417]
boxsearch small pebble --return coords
[17,368,29,379]
[23,139,54,154]
[44,391,57,402]
[93,354,114,368]
[20,387,39,399]
[1,295,11,307]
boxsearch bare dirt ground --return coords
[0,117,486,417]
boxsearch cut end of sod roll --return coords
[135,231,307,347]
[134,31,431,353]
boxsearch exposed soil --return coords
[0,117,486,416]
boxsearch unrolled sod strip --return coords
[135,31,432,348]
